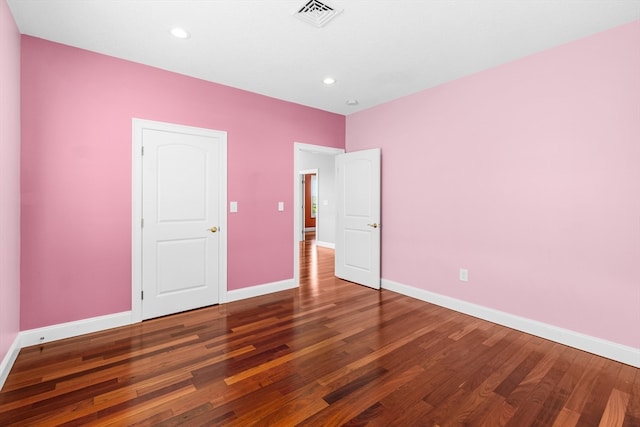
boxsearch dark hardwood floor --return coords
[1,232,638,426]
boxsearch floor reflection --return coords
[300,232,318,290]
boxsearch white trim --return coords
[5,278,635,391]
[304,227,316,232]
[132,118,228,316]
[293,143,344,287]
[0,277,286,389]
[0,335,21,390]
[315,241,335,249]
[132,120,143,323]
[19,311,133,348]
[225,279,297,303]
[381,279,640,368]
[1,312,132,389]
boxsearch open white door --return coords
[335,148,381,289]
[138,122,226,320]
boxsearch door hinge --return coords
[141,218,144,228]
[141,146,144,156]
[141,290,144,300]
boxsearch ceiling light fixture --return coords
[323,77,336,85]
[170,27,190,39]
[346,99,359,106]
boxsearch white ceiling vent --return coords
[295,0,343,28]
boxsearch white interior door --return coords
[335,148,381,289]
[140,125,226,320]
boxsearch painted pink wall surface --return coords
[346,21,640,349]
[21,36,345,330]
[0,1,21,365]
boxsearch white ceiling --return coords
[7,0,640,115]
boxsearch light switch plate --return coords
[278,202,284,211]
[230,201,238,213]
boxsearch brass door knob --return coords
[209,226,218,233]
[367,223,379,229]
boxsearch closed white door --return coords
[335,148,381,289]
[140,124,226,320]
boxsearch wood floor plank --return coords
[623,366,640,427]
[530,346,581,426]
[565,354,605,410]
[223,326,364,386]
[599,389,631,427]
[577,357,623,426]
[1,235,638,426]
[299,364,425,426]
[317,322,440,387]
[478,396,518,427]
[552,407,581,427]
[437,339,534,426]
[230,380,330,426]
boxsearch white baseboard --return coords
[315,241,335,249]
[225,279,297,303]
[2,280,299,387]
[7,277,634,392]
[0,335,22,391]
[20,311,133,348]
[14,279,298,350]
[381,279,640,368]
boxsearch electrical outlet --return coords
[459,268,469,282]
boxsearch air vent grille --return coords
[295,0,343,28]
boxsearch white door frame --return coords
[293,142,344,286]
[132,118,228,323]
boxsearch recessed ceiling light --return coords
[170,27,190,39]
[323,77,336,85]
[346,99,359,106]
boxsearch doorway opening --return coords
[303,172,317,234]
[299,169,318,242]
[293,143,343,287]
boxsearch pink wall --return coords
[21,36,345,330]
[0,2,21,362]
[347,21,640,349]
